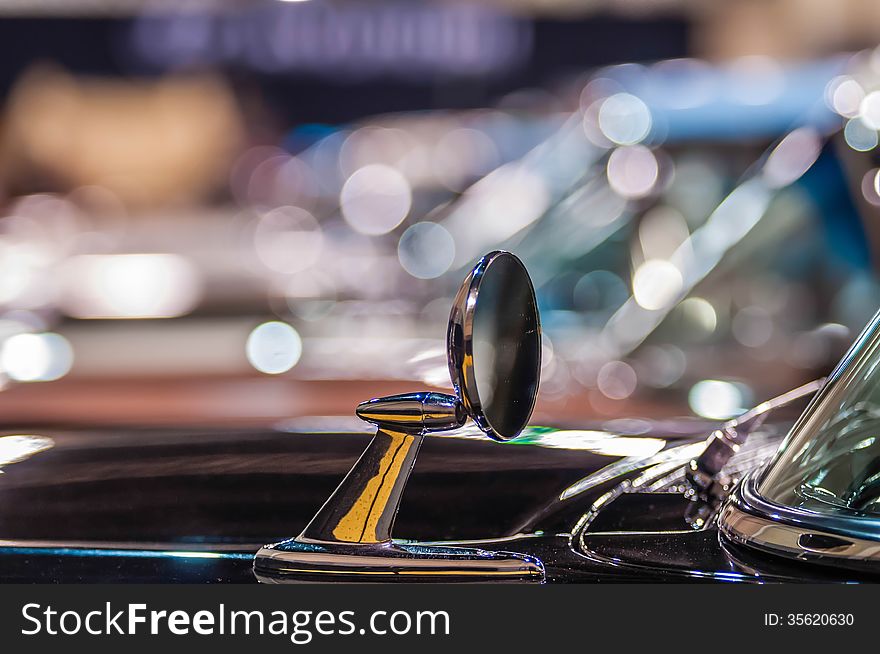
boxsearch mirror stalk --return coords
[299,427,423,545]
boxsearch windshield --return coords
[758,309,880,516]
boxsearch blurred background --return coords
[1,0,880,429]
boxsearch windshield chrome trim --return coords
[719,473,880,568]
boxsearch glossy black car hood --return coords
[0,422,708,546]
[7,418,863,583]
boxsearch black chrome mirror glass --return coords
[449,250,541,441]
[254,251,544,582]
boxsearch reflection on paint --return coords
[514,428,665,457]
[0,434,54,469]
[0,546,251,560]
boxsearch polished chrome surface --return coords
[720,475,880,568]
[355,392,465,435]
[719,471,880,566]
[448,250,541,442]
[255,251,545,581]
[254,540,544,582]
[299,427,422,544]
[719,504,880,562]
[254,423,543,581]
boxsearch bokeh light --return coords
[844,117,878,151]
[859,90,880,130]
[680,297,717,334]
[826,75,864,118]
[397,222,456,279]
[606,145,659,199]
[340,164,412,236]
[632,259,682,310]
[598,93,652,145]
[246,321,303,375]
[597,360,637,400]
[688,379,746,420]
[61,254,202,319]
[1,332,73,382]
[861,169,880,206]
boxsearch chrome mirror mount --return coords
[254,251,544,582]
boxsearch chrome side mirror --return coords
[356,249,541,440]
[254,251,544,582]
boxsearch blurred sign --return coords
[130,3,533,79]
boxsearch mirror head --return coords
[447,250,541,441]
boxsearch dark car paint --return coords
[0,427,632,543]
[0,420,871,583]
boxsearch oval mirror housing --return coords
[448,250,541,441]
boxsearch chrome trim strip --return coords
[719,504,880,561]
[254,540,544,583]
[719,473,880,567]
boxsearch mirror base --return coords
[253,538,544,583]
